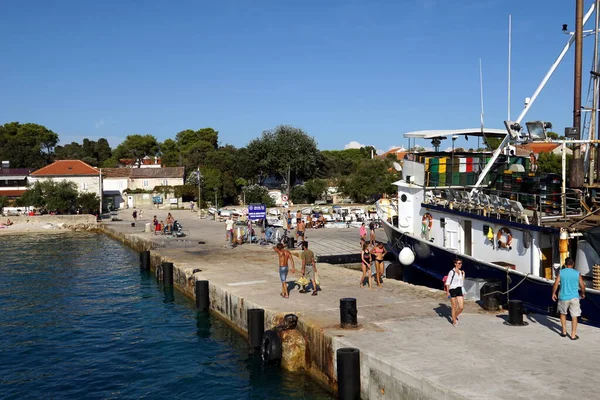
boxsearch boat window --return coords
[400,194,407,202]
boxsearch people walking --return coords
[132,208,138,222]
[369,221,376,246]
[300,241,318,295]
[273,243,296,298]
[372,242,387,288]
[445,259,465,327]
[360,242,372,289]
[360,222,367,243]
[225,216,234,243]
[296,219,305,243]
[552,257,586,339]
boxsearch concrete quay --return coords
[102,209,600,400]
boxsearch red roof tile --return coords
[31,160,99,176]
[0,189,26,197]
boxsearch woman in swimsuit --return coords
[360,242,372,288]
[372,242,387,288]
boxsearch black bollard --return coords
[140,250,150,270]
[340,298,358,328]
[337,348,360,400]
[287,236,295,249]
[247,308,265,349]
[480,281,502,311]
[162,262,174,287]
[507,299,528,326]
[195,280,209,311]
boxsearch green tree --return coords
[290,185,310,204]
[77,192,100,214]
[159,138,180,167]
[340,159,400,203]
[18,181,79,213]
[304,178,328,202]
[247,125,319,192]
[244,184,275,206]
[319,148,372,178]
[537,152,566,174]
[113,134,159,167]
[0,196,9,213]
[0,122,59,168]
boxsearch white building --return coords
[29,160,100,194]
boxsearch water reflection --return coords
[195,311,212,339]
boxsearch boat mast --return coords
[571,0,585,188]
[470,4,596,197]
[590,0,600,186]
[508,15,512,122]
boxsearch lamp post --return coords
[214,187,218,221]
[451,136,458,187]
[242,186,246,206]
[196,167,202,218]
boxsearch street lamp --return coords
[214,187,218,221]
[451,135,458,187]
[242,186,246,206]
[196,168,202,218]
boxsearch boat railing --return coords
[376,200,397,224]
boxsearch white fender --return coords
[399,247,415,266]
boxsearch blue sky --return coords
[0,0,592,153]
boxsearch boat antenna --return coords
[508,14,512,121]
[479,57,485,151]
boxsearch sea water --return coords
[0,233,332,399]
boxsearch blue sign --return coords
[248,204,266,220]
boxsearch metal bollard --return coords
[195,280,209,311]
[247,308,265,349]
[340,298,358,328]
[162,262,174,287]
[507,299,528,326]
[140,250,150,270]
[337,348,361,400]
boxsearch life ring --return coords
[261,329,282,364]
[497,227,513,250]
[421,213,433,230]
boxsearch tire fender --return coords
[261,329,282,364]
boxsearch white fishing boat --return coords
[377,4,600,324]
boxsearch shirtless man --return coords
[274,243,296,298]
[296,219,306,243]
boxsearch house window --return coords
[163,179,168,186]
[143,180,149,187]
[83,182,88,190]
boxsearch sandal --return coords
[560,332,567,338]
[571,335,579,340]
[311,291,318,296]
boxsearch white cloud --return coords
[344,140,365,149]
[94,119,105,129]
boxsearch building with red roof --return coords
[30,160,100,194]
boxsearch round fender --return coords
[261,329,282,364]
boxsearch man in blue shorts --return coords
[274,243,296,298]
[552,257,586,339]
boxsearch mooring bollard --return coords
[337,347,360,400]
[162,262,174,287]
[247,308,265,349]
[140,250,150,270]
[340,298,358,328]
[507,299,528,326]
[195,280,209,311]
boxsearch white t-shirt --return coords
[226,220,234,230]
[445,269,464,289]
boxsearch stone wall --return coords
[7,215,98,226]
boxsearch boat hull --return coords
[383,223,600,325]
